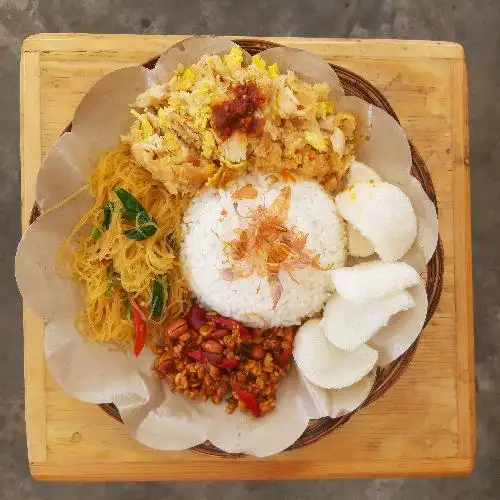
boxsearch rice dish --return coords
[18,38,438,426]
[181,175,346,327]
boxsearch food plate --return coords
[97,41,444,457]
[18,37,443,458]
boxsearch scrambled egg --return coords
[305,131,329,153]
[224,45,244,69]
[201,130,216,158]
[177,67,197,91]
[252,54,266,70]
[123,44,357,195]
[268,63,279,78]
[130,109,153,138]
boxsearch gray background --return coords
[1,0,499,499]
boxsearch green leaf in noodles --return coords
[91,226,102,239]
[102,202,114,229]
[115,188,157,240]
[151,279,164,318]
[90,201,114,239]
[115,188,149,221]
[165,275,170,303]
[123,296,131,320]
[123,221,157,241]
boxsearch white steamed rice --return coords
[181,175,346,327]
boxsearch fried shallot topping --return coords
[231,183,258,200]
[221,186,331,308]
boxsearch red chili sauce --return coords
[211,82,266,140]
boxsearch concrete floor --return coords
[1,0,499,498]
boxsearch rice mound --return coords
[181,175,346,327]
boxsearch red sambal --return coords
[211,82,266,140]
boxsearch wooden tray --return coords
[20,34,474,481]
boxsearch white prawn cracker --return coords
[346,161,381,185]
[293,319,378,389]
[331,261,421,303]
[345,162,380,258]
[347,224,375,257]
[336,181,417,262]
[322,289,415,351]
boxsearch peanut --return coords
[165,318,189,340]
[211,328,230,339]
[199,323,212,337]
[250,344,265,360]
[202,340,223,354]
[179,332,191,342]
[154,314,294,417]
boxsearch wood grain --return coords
[20,50,48,465]
[20,33,474,480]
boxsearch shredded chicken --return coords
[125,46,358,194]
[168,112,202,150]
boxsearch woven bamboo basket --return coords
[29,38,444,459]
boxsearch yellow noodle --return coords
[60,146,192,347]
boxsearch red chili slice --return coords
[186,303,206,330]
[187,350,206,363]
[231,382,260,417]
[132,303,147,357]
[218,358,239,369]
[213,315,251,339]
[187,350,220,365]
[277,347,293,367]
[188,350,239,370]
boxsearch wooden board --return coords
[20,34,474,481]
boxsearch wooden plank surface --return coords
[20,33,474,481]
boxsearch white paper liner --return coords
[152,36,251,84]
[369,279,428,367]
[16,189,93,320]
[299,371,376,419]
[340,96,412,184]
[15,36,438,456]
[400,176,439,263]
[397,175,438,272]
[36,133,93,212]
